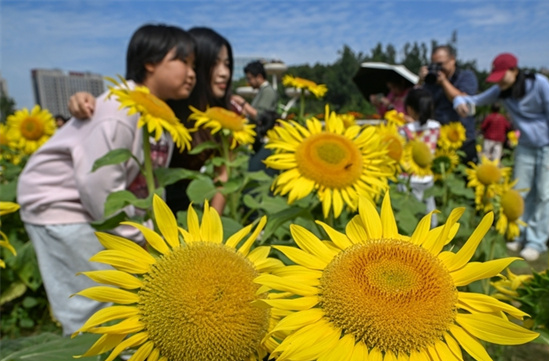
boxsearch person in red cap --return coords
[454,52,549,262]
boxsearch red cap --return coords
[486,53,518,82]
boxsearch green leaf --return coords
[0,333,103,361]
[8,242,42,291]
[0,281,27,305]
[22,296,38,309]
[395,208,419,235]
[246,171,273,182]
[0,181,17,202]
[221,217,245,241]
[90,211,128,231]
[186,177,218,203]
[103,190,152,217]
[154,167,198,187]
[91,148,135,172]
[262,205,307,242]
[243,194,261,209]
[188,140,219,154]
[219,179,241,195]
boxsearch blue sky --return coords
[2,0,548,110]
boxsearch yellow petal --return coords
[186,204,200,242]
[423,207,464,255]
[434,339,461,361]
[368,347,383,361]
[200,201,223,243]
[440,212,494,272]
[317,333,354,361]
[256,296,319,311]
[74,333,126,358]
[74,306,139,334]
[358,196,381,240]
[316,221,353,250]
[75,286,139,304]
[127,341,154,361]
[345,215,367,244]
[443,332,463,361]
[78,270,142,289]
[95,232,155,264]
[380,192,398,238]
[89,315,144,334]
[121,221,169,255]
[254,274,318,296]
[451,258,520,287]
[409,212,435,246]
[349,340,368,361]
[270,308,325,335]
[449,324,493,361]
[225,223,253,249]
[456,313,538,345]
[273,245,328,270]
[290,224,335,264]
[274,320,340,361]
[104,332,148,361]
[458,292,529,319]
[90,250,151,274]
[153,195,179,248]
[238,216,267,256]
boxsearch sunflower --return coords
[0,202,19,268]
[491,269,533,302]
[507,130,519,148]
[439,122,466,150]
[106,76,192,151]
[496,179,527,240]
[74,195,283,361]
[264,106,395,218]
[6,105,56,155]
[282,75,327,98]
[375,122,406,164]
[384,109,406,126]
[188,106,256,149]
[0,123,22,165]
[402,139,434,177]
[432,147,460,180]
[466,155,511,210]
[256,192,538,361]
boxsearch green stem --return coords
[142,129,156,197]
[220,134,238,220]
[299,89,305,123]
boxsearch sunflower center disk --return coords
[138,242,269,361]
[21,117,45,140]
[411,141,433,168]
[502,189,524,221]
[448,129,461,142]
[476,164,502,185]
[296,133,363,189]
[320,240,458,356]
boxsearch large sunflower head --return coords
[0,202,19,268]
[188,106,256,149]
[282,75,327,98]
[402,139,434,177]
[107,76,192,151]
[438,122,466,150]
[466,155,511,210]
[256,192,538,361]
[74,195,282,361]
[384,110,406,126]
[432,147,460,180]
[496,179,527,240]
[264,106,395,218]
[6,105,56,155]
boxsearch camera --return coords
[425,63,442,84]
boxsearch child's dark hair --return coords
[125,24,195,83]
[405,88,434,125]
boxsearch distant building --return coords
[31,69,104,118]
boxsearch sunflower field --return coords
[1,77,548,361]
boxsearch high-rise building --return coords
[31,69,104,118]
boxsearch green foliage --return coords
[517,270,549,331]
[0,93,16,123]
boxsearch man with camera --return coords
[419,45,479,163]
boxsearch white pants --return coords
[24,223,112,336]
[483,139,504,163]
